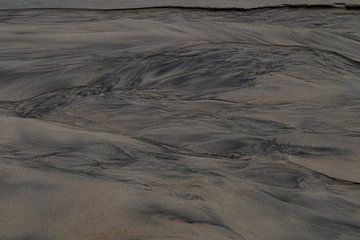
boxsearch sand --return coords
[0,5,360,240]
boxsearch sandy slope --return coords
[1,6,360,240]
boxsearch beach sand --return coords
[0,5,360,240]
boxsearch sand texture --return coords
[1,5,360,240]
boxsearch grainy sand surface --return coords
[1,3,360,240]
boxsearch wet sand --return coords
[1,5,360,240]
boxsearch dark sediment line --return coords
[0,3,360,12]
